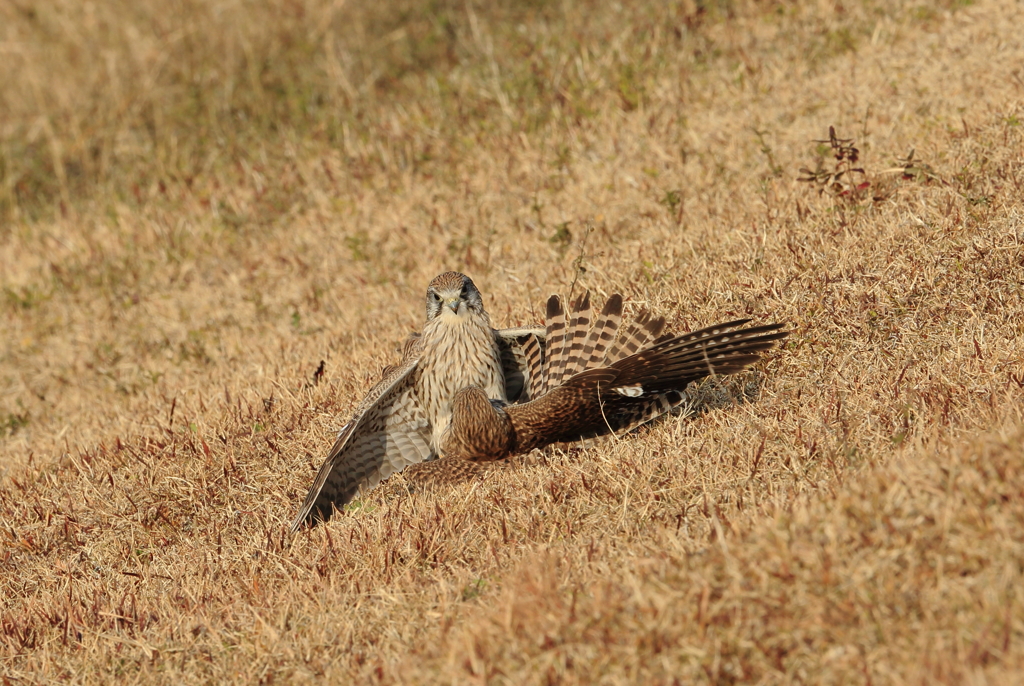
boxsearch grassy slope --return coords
[2,0,1023,682]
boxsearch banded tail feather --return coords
[602,309,667,365]
[582,294,623,371]
[549,291,593,387]
[538,295,567,395]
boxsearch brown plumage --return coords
[290,272,545,530]
[432,293,788,466]
[291,281,787,527]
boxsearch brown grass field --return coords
[2,0,1024,682]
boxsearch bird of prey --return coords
[409,291,787,479]
[290,272,544,531]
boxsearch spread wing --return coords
[508,298,788,451]
[524,293,682,432]
[290,336,433,531]
[494,326,546,403]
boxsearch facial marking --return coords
[425,272,486,321]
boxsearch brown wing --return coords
[508,318,788,451]
[578,389,689,437]
[603,320,784,393]
[290,338,433,531]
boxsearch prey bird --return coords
[291,272,544,531]
[407,292,788,482]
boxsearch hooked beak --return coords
[445,298,461,314]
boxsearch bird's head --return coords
[425,271,485,321]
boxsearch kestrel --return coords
[292,278,787,527]
[412,291,787,477]
[290,272,543,530]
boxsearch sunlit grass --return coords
[2,0,1023,682]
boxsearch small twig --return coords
[567,222,593,302]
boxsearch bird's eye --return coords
[432,292,441,302]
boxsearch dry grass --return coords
[2,0,1024,682]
